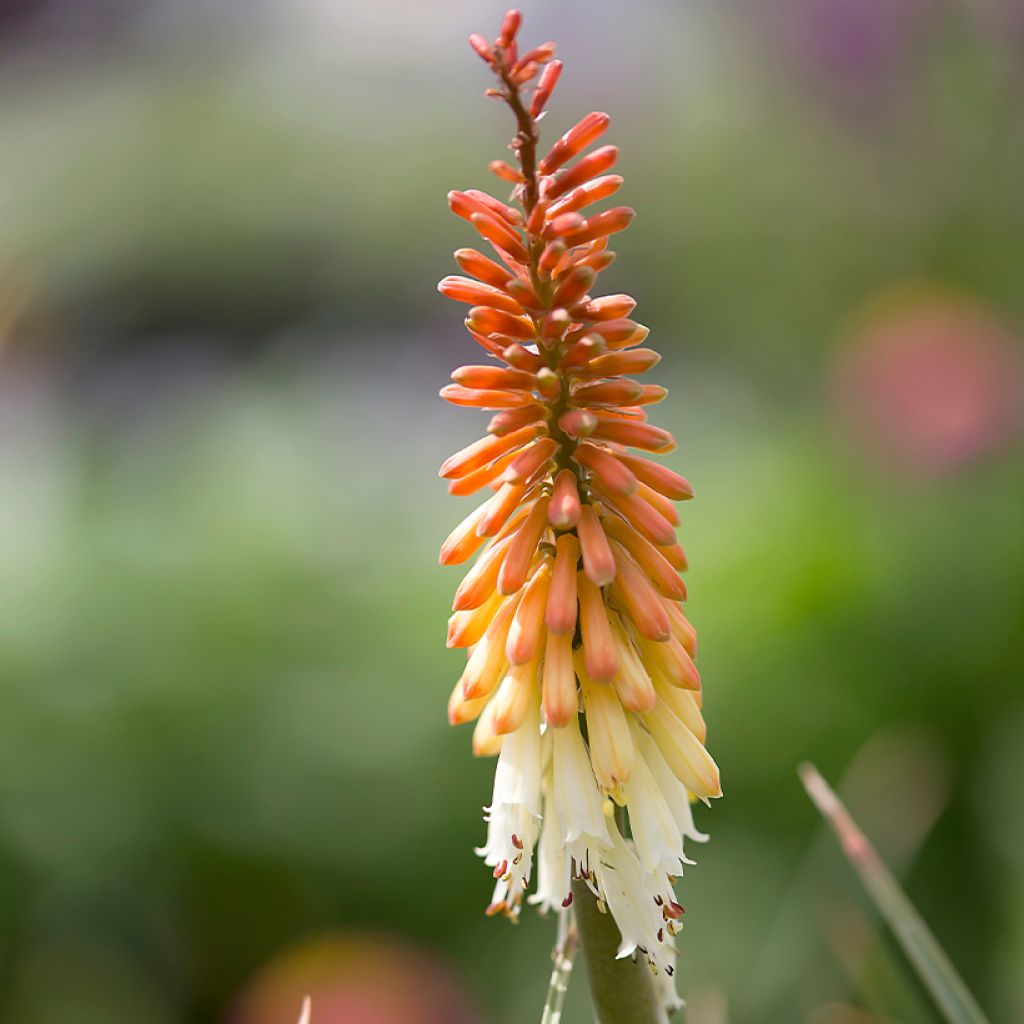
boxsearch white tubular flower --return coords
[594,820,675,976]
[550,712,611,854]
[654,966,685,1021]
[624,721,689,876]
[529,774,573,914]
[477,699,543,917]
[636,724,709,849]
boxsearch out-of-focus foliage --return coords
[0,2,1021,1022]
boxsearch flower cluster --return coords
[438,9,721,985]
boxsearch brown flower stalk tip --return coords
[438,9,720,999]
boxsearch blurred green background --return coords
[0,1,1022,1022]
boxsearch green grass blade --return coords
[799,762,992,1024]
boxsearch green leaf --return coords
[799,763,992,1024]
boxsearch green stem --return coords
[541,910,579,1024]
[799,763,992,1024]
[571,878,663,1024]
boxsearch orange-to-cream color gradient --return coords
[437,9,720,990]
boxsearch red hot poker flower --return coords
[437,9,721,988]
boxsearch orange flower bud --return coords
[637,481,680,526]
[440,385,535,409]
[466,327,507,359]
[506,561,552,664]
[506,278,544,310]
[662,543,689,572]
[557,409,598,438]
[542,629,577,726]
[543,212,586,239]
[535,367,561,399]
[602,515,686,601]
[502,437,558,484]
[491,656,540,735]
[663,598,697,656]
[545,145,619,201]
[608,616,657,713]
[525,199,549,236]
[538,239,567,275]
[560,207,635,248]
[453,533,515,611]
[516,41,556,70]
[552,265,596,307]
[439,425,538,479]
[574,249,617,275]
[487,403,546,437]
[539,113,611,175]
[467,305,535,341]
[570,292,636,321]
[608,542,671,642]
[461,594,519,699]
[590,417,675,454]
[464,189,524,227]
[530,58,562,117]
[452,364,535,390]
[448,590,505,648]
[449,676,490,726]
[454,246,518,286]
[438,275,524,314]
[540,308,571,341]
[548,468,582,529]
[637,632,701,691]
[566,319,647,350]
[560,335,606,368]
[439,500,490,566]
[593,483,676,548]
[632,385,667,406]
[548,174,624,217]
[498,9,521,48]
[573,378,646,408]
[572,443,638,494]
[577,505,616,586]
[502,343,544,372]
[615,452,694,501]
[469,212,529,262]
[468,33,495,64]
[447,448,521,496]
[477,481,529,537]
[577,572,618,682]
[488,160,524,184]
[498,496,552,595]
[545,532,580,634]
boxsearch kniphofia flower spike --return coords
[438,9,721,994]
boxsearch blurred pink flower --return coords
[790,0,927,80]
[830,287,1024,476]
[772,0,931,113]
[232,932,480,1024]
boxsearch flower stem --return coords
[799,763,992,1024]
[541,910,579,1024]
[571,878,663,1024]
